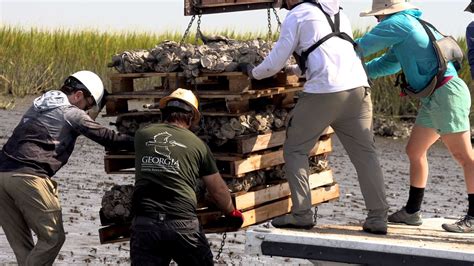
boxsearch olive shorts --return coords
[0,172,65,266]
[416,76,471,134]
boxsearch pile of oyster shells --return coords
[196,106,289,146]
[108,38,275,79]
[113,106,289,145]
[101,184,134,224]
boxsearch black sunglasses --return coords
[84,93,95,109]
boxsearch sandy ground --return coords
[0,96,469,265]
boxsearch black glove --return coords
[238,63,255,79]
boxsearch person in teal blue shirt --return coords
[357,0,474,233]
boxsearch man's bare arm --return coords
[202,172,234,214]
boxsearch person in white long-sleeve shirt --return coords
[242,0,389,234]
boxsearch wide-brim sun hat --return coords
[159,88,201,125]
[360,0,418,17]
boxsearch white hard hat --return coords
[67,70,104,107]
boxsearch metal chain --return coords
[313,206,318,224]
[180,15,196,44]
[272,7,282,33]
[267,9,272,41]
[195,14,202,45]
[214,232,227,261]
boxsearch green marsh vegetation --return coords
[0,26,471,122]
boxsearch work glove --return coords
[225,209,244,228]
[238,63,255,79]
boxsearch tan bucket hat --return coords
[360,0,418,17]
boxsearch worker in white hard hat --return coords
[0,70,134,265]
[130,88,243,265]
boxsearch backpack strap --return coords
[396,18,448,97]
[293,3,371,85]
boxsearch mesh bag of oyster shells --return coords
[108,39,280,79]
[101,184,134,224]
[196,106,289,147]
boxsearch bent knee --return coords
[405,145,427,161]
[451,151,474,167]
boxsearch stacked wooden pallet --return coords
[99,71,339,244]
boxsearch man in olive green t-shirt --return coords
[130,88,244,265]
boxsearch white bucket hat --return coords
[360,0,418,17]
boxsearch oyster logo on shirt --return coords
[145,131,187,158]
[141,131,187,174]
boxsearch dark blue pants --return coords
[130,215,213,266]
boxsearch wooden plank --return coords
[233,169,334,210]
[110,77,134,93]
[104,155,135,173]
[228,75,251,92]
[240,130,286,154]
[273,72,300,85]
[236,127,333,154]
[241,183,339,227]
[217,137,332,175]
[105,99,128,116]
[110,72,179,79]
[166,76,188,90]
[185,0,276,15]
[105,87,302,100]
[98,223,131,244]
[201,0,274,5]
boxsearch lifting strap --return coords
[293,2,369,81]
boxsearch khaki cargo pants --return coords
[283,87,388,220]
[0,172,65,265]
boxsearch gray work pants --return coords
[0,172,65,266]
[283,87,388,219]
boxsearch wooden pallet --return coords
[98,181,339,244]
[105,71,303,115]
[104,137,332,175]
[185,0,277,15]
[212,127,334,155]
[109,71,300,93]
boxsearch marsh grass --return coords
[1,26,471,119]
